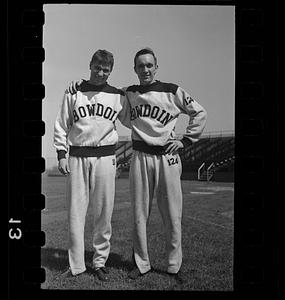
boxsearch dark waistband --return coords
[132,140,167,155]
[69,145,116,157]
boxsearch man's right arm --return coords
[58,158,70,175]
[54,92,73,174]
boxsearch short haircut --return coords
[134,47,157,68]
[90,49,114,71]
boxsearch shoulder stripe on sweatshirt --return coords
[80,81,125,95]
[126,81,178,95]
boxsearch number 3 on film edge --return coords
[9,218,22,240]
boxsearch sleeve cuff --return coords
[57,150,67,160]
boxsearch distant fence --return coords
[177,130,235,139]
[118,130,235,141]
[200,130,234,138]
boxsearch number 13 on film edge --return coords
[8,218,22,240]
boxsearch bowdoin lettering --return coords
[73,103,117,122]
[130,104,174,126]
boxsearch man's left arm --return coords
[175,86,207,148]
[165,87,206,154]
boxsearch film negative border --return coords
[6,0,279,298]
[21,7,46,287]
[234,3,279,297]
[6,2,46,295]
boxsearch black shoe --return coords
[56,268,84,280]
[167,271,186,284]
[128,268,151,280]
[94,267,109,282]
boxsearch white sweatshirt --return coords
[54,81,130,159]
[124,80,207,147]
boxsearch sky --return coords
[42,4,235,164]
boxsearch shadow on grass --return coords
[41,247,134,272]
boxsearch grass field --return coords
[41,175,234,290]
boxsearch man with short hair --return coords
[54,49,130,281]
[125,48,207,283]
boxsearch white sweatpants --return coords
[66,155,116,275]
[129,151,183,274]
